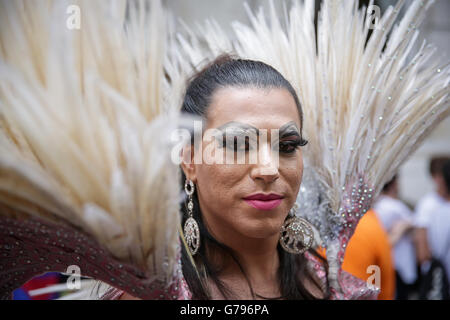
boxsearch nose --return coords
[250,143,280,183]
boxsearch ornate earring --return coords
[183,179,200,256]
[279,203,314,254]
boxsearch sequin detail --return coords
[0,216,189,300]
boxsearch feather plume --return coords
[0,0,182,286]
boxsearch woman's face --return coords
[183,86,304,243]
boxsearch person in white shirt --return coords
[374,175,417,299]
[415,192,446,228]
[414,156,450,265]
[421,160,450,298]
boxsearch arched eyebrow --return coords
[279,121,300,138]
[216,121,259,135]
[217,121,300,137]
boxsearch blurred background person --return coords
[414,156,450,269]
[341,209,396,300]
[416,160,450,299]
[317,208,396,300]
[373,175,417,299]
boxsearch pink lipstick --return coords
[243,193,284,211]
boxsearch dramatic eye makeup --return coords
[277,121,308,154]
[215,121,307,154]
[215,122,258,152]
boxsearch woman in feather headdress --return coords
[0,0,448,300]
[121,54,335,300]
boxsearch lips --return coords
[243,193,284,211]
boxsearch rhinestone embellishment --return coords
[183,217,200,256]
[279,217,314,254]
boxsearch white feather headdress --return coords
[169,0,450,295]
[0,0,182,294]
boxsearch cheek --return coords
[279,153,304,202]
[195,163,244,205]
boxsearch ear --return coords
[180,143,197,183]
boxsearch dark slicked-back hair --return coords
[181,54,304,129]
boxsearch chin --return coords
[237,218,284,239]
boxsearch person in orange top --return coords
[318,209,395,300]
[343,209,396,300]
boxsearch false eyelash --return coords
[279,137,308,153]
[299,138,308,147]
[220,136,309,153]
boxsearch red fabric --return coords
[21,273,60,300]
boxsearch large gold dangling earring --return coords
[183,179,200,256]
[279,203,314,254]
